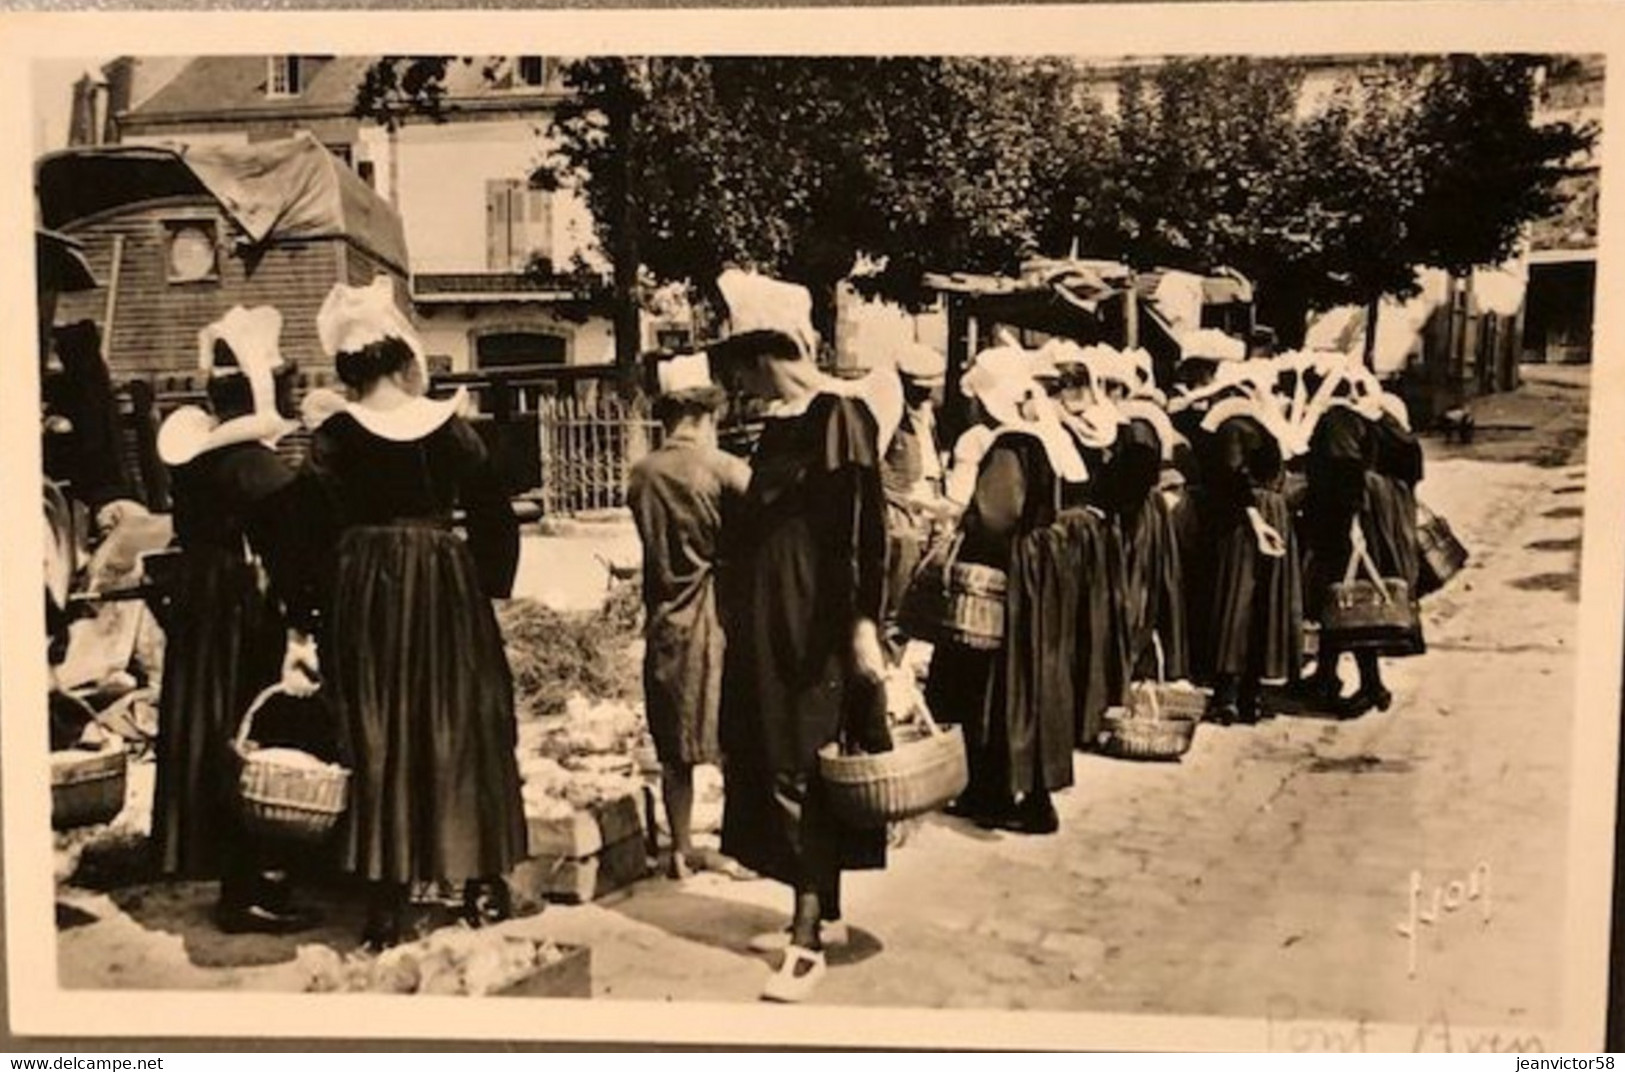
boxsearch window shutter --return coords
[487,179,511,270]
[525,189,553,266]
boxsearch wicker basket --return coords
[233,685,351,843]
[943,561,1006,650]
[1106,634,1202,761]
[1126,633,1210,724]
[818,707,969,829]
[898,534,1006,650]
[51,746,128,830]
[1322,524,1423,656]
[1101,707,1198,761]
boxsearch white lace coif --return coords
[317,276,426,375]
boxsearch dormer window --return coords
[517,57,547,88]
[268,57,302,98]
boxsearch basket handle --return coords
[892,669,946,738]
[1152,630,1168,686]
[1342,522,1392,603]
[937,531,967,579]
[233,683,288,758]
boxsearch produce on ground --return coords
[295,928,575,995]
[514,693,648,820]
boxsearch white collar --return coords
[767,375,902,448]
[157,405,297,467]
[345,388,469,442]
[991,421,1090,485]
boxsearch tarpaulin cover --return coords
[37,229,97,292]
[36,133,408,274]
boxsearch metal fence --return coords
[536,395,664,517]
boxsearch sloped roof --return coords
[36,133,409,273]
[125,55,559,123]
[132,56,377,119]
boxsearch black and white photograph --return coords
[3,3,1623,1051]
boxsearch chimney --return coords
[67,74,101,146]
[101,58,133,144]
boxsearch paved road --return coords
[523,412,1588,1046]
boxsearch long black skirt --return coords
[325,526,527,886]
[719,654,888,894]
[1168,487,1214,683]
[1209,489,1304,683]
[152,551,284,878]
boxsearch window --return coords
[357,160,376,188]
[267,57,302,98]
[163,220,219,284]
[517,57,547,88]
[486,179,553,272]
[324,143,353,166]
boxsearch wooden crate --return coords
[492,944,592,999]
[525,794,643,858]
[510,794,650,905]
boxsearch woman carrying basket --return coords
[705,270,896,1005]
[1299,358,1424,716]
[289,278,525,951]
[923,347,1090,834]
[151,306,323,935]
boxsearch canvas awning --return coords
[923,258,1133,341]
[36,133,409,275]
[37,229,97,293]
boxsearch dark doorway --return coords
[1522,260,1596,365]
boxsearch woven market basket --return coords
[943,561,1006,650]
[1101,707,1198,762]
[51,746,128,830]
[819,708,969,829]
[1107,634,1202,761]
[1322,524,1423,656]
[898,534,1006,650]
[233,685,351,843]
[1126,633,1210,724]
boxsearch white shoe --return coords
[760,945,827,1003]
[747,921,849,953]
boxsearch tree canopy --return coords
[353,53,1594,354]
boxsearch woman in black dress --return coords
[294,279,524,949]
[151,306,320,934]
[706,323,894,1004]
[1192,385,1303,724]
[925,349,1089,833]
[1299,367,1424,715]
[1101,402,1189,687]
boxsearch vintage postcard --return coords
[2,1,1623,1051]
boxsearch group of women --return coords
[908,331,1428,836]
[151,279,525,949]
[138,262,1427,1007]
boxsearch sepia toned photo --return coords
[4,4,1623,1051]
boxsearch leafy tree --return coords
[355,56,1111,361]
[354,54,1594,371]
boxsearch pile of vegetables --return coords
[515,694,648,822]
[497,597,641,721]
[296,930,577,996]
